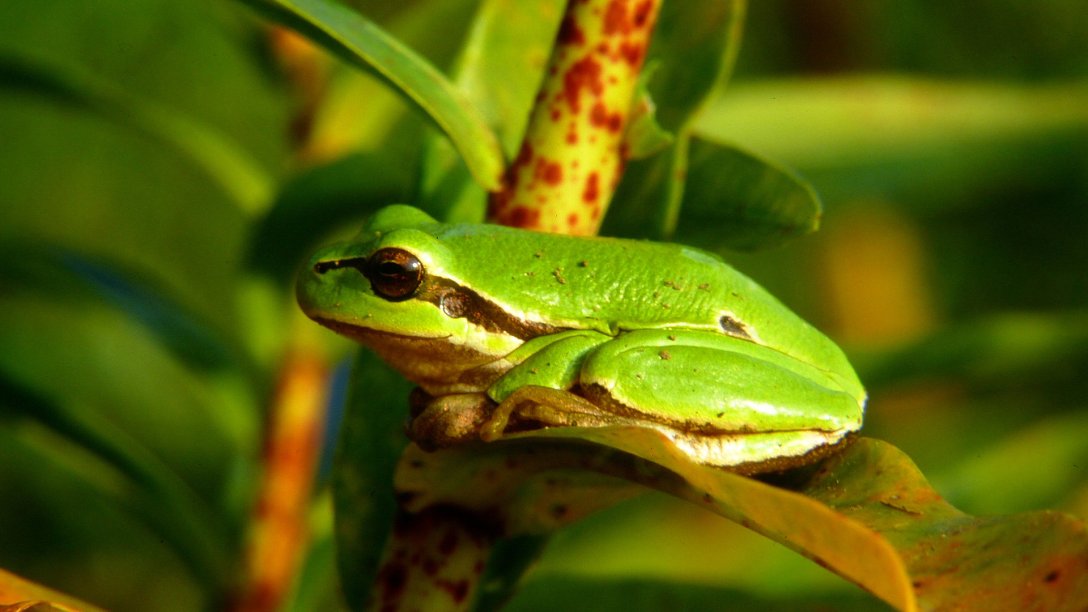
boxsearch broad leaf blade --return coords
[797,438,1088,611]
[860,312,1088,390]
[694,77,1088,171]
[395,431,1088,610]
[0,373,230,593]
[692,77,1088,208]
[644,0,746,133]
[675,137,822,251]
[240,0,505,190]
[602,135,690,241]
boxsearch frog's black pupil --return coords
[365,248,423,301]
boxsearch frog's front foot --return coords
[407,390,495,450]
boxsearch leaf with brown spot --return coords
[394,432,1088,611]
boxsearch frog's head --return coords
[296,205,527,380]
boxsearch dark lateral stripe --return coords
[418,276,565,341]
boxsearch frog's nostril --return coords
[313,260,337,274]
[314,257,367,275]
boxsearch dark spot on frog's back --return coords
[719,315,751,339]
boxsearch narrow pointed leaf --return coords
[239,0,505,190]
[331,352,412,609]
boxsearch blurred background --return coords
[1,0,1085,609]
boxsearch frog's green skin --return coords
[298,205,865,472]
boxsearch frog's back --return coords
[426,224,859,399]
[435,223,759,329]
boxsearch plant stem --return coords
[231,349,328,611]
[489,0,662,234]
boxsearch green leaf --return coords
[0,96,250,338]
[395,432,1088,610]
[472,534,550,611]
[0,373,230,593]
[695,77,1088,171]
[601,135,690,240]
[604,136,821,252]
[300,0,478,159]
[674,137,822,251]
[932,411,1088,515]
[622,63,675,161]
[332,351,413,609]
[0,255,257,596]
[452,0,565,157]
[0,261,255,481]
[644,0,746,133]
[239,0,505,190]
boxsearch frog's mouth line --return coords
[310,316,411,343]
[311,315,514,392]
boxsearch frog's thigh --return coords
[479,385,627,442]
[488,329,612,403]
[581,329,861,433]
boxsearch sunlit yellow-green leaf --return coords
[395,430,1088,610]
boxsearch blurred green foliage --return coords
[0,0,1086,610]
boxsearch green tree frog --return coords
[298,205,865,472]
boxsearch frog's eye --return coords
[365,248,424,301]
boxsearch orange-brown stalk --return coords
[489,0,662,235]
